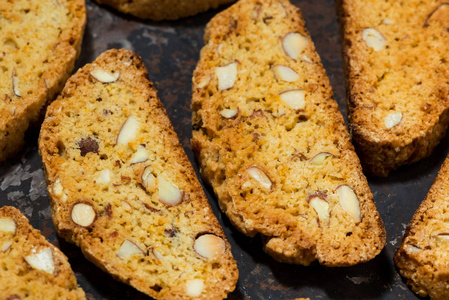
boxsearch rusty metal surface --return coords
[0,0,442,298]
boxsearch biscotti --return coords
[94,0,234,20]
[191,0,385,266]
[394,157,449,299]
[0,206,86,299]
[39,49,238,299]
[337,0,449,176]
[0,0,85,162]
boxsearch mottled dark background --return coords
[1,0,444,298]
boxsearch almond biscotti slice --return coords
[337,0,449,176]
[191,0,385,266]
[0,0,85,162]
[0,206,86,300]
[39,49,238,299]
[394,157,449,299]
[94,0,234,20]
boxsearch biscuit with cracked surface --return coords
[191,0,385,266]
[0,0,85,162]
[39,49,238,299]
[338,0,449,176]
[0,206,85,300]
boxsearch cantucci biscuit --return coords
[94,0,234,20]
[338,0,449,176]
[191,0,385,266]
[0,0,85,162]
[395,157,449,299]
[39,49,238,299]
[0,206,85,300]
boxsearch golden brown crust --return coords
[0,0,86,162]
[39,49,237,299]
[0,206,86,300]
[93,0,234,20]
[394,157,449,299]
[192,0,385,266]
[338,0,449,176]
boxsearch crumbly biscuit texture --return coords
[0,0,85,162]
[395,158,449,299]
[338,0,449,176]
[39,49,238,299]
[191,0,385,266]
[94,0,234,20]
[0,206,86,300]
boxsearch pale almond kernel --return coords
[122,200,132,211]
[158,175,183,206]
[90,69,120,83]
[153,248,164,261]
[242,181,251,189]
[12,71,21,97]
[219,108,238,119]
[282,32,309,60]
[141,166,156,191]
[405,244,421,254]
[310,152,332,165]
[117,116,139,145]
[130,145,149,164]
[309,196,329,221]
[383,18,394,25]
[279,89,305,110]
[24,248,55,274]
[194,234,226,258]
[435,233,449,244]
[71,203,96,227]
[336,185,361,222]
[302,55,313,63]
[95,169,111,184]
[362,28,386,51]
[246,166,272,190]
[384,112,402,129]
[272,65,299,82]
[197,74,211,88]
[1,241,12,252]
[186,279,204,297]
[117,239,144,259]
[216,62,238,91]
[0,218,16,233]
[53,179,63,196]
[272,108,286,117]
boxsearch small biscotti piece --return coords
[0,206,86,299]
[94,0,234,20]
[0,0,85,162]
[395,158,449,299]
[338,0,449,176]
[39,49,238,299]
[191,0,385,266]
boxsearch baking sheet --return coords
[0,0,443,298]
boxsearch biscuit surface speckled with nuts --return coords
[39,49,238,299]
[93,0,235,20]
[0,0,85,162]
[338,0,449,176]
[395,157,449,299]
[191,0,385,266]
[0,206,86,300]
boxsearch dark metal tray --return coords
[1,0,443,298]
